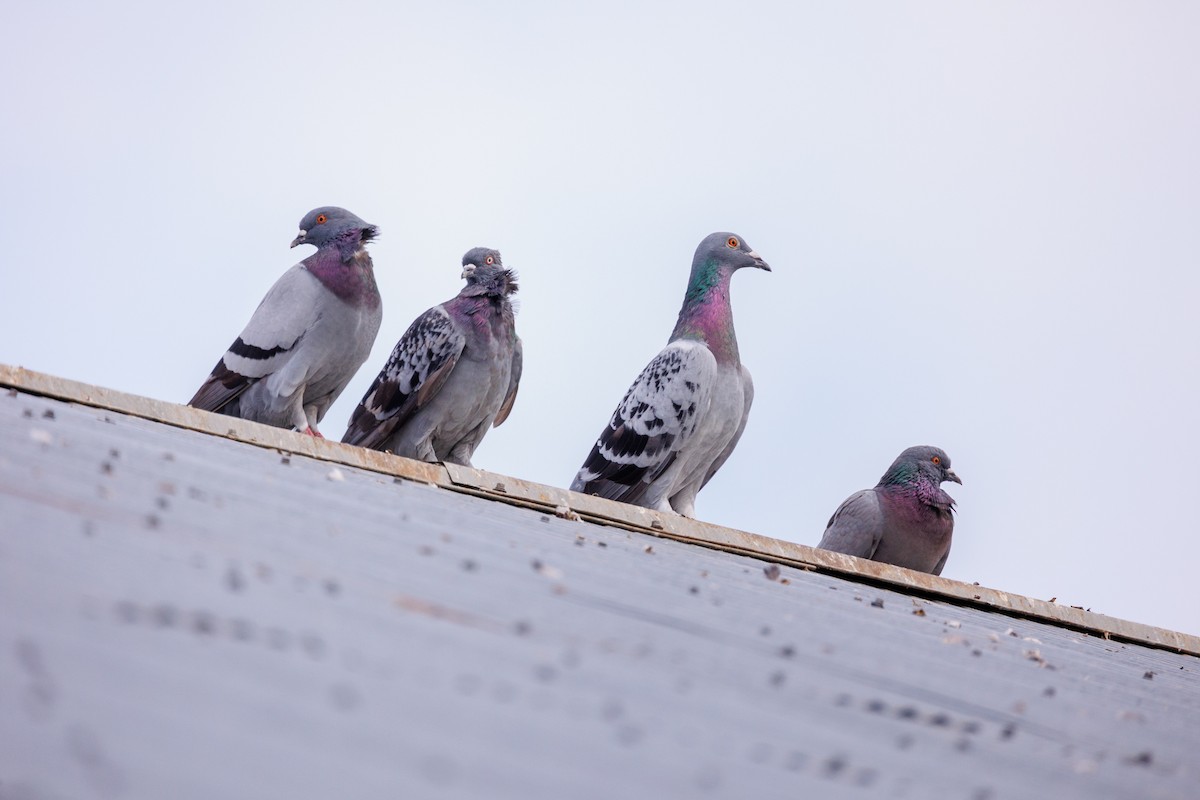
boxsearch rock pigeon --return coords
[340,247,521,466]
[817,446,962,575]
[570,232,770,517]
[188,206,383,437]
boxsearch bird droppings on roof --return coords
[2,364,1199,799]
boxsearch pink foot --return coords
[303,427,325,438]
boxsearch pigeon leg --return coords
[670,483,701,519]
[447,422,488,467]
[415,438,438,463]
[303,426,324,438]
[444,449,474,468]
[673,500,697,519]
[652,497,679,515]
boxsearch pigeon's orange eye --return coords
[485,255,494,265]
[316,214,327,224]
[727,236,739,248]
[932,455,941,465]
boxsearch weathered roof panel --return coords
[3,365,1194,657]
[1,369,1198,799]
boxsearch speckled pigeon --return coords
[817,446,962,575]
[188,206,382,437]
[340,247,521,466]
[569,232,770,517]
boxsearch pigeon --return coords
[570,232,770,517]
[340,247,521,467]
[817,445,962,575]
[188,206,383,437]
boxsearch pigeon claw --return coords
[303,426,325,439]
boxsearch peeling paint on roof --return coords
[1,366,1199,799]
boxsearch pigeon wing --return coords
[571,340,715,504]
[189,265,323,412]
[817,489,885,559]
[493,336,523,427]
[341,306,466,449]
[701,363,754,489]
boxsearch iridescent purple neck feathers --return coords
[303,246,380,309]
[672,267,740,365]
[450,267,518,334]
[879,476,956,513]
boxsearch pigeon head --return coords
[682,231,770,306]
[290,207,379,250]
[880,446,962,488]
[695,231,771,275]
[461,247,503,282]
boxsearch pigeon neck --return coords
[672,265,739,364]
[451,291,514,342]
[879,469,954,510]
[304,245,381,309]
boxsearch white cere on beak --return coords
[298,229,307,237]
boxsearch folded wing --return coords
[571,340,715,504]
[189,265,322,412]
[341,306,466,450]
[493,337,523,427]
[817,490,884,559]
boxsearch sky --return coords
[3,1,1198,636]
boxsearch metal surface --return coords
[3,363,1196,658]
[2,387,1199,798]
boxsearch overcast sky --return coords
[3,2,1198,636]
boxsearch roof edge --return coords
[3,363,1197,657]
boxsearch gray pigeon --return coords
[570,232,770,517]
[188,206,383,437]
[817,446,962,575]
[340,247,521,466]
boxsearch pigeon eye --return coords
[931,455,941,465]
[485,255,494,265]
[726,236,739,248]
[316,214,328,224]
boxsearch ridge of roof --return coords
[2,362,1196,658]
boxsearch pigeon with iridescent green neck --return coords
[570,232,770,517]
[818,446,962,575]
[188,206,382,437]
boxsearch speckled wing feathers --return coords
[571,342,715,503]
[341,307,465,449]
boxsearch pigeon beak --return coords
[290,230,307,249]
[750,250,771,272]
[945,469,962,485]
[461,266,476,280]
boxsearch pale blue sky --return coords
[3,1,1198,635]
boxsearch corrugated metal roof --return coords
[2,365,1198,799]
